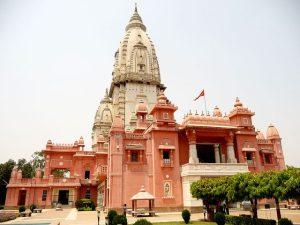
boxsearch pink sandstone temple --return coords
[5,6,285,211]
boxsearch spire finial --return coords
[135,2,137,12]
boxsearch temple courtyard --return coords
[1,208,300,225]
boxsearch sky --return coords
[0,0,299,166]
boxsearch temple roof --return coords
[266,124,280,139]
[131,186,154,200]
[181,112,238,130]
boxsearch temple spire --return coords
[126,3,146,31]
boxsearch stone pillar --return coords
[187,129,198,164]
[226,143,237,163]
[189,142,199,163]
[214,144,220,163]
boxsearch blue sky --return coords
[0,0,299,166]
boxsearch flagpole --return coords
[203,94,207,115]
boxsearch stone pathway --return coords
[1,208,300,225]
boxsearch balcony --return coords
[7,177,81,188]
[161,159,173,167]
[80,179,99,186]
[181,163,249,177]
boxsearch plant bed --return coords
[0,211,18,223]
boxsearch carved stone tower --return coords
[92,6,165,144]
[109,5,165,131]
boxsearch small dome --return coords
[78,136,84,146]
[213,106,222,117]
[46,140,52,145]
[157,90,168,104]
[97,134,105,143]
[136,100,148,114]
[234,97,243,107]
[256,130,265,140]
[266,124,280,139]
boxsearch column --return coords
[189,141,199,163]
[226,142,237,163]
[214,144,220,163]
[188,129,198,164]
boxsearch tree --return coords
[258,168,300,220]
[0,159,16,204]
[191,177,226,221]
[17,158,34,178]
[283,167,300,201]
[227,172,262,219]
[30,151,45,170]
[214,176,231,214]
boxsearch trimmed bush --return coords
[214,212,225,225]
[182,209,191,224]
[225,215,276,225]
[75,199,84,209]
[278,218,293,225]
[90,200,96,211]
[75,198,96,211]
[133,219,153,225]
[29,204,37,212]
[112,215,127,225]
[0,205,4,210]
[107,209,118,225]
[0,212,18,222]
[18,205,26,213]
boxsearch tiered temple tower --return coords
[92,5,165,140]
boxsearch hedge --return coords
[225,215,276,225]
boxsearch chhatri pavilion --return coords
[5,6,285,211]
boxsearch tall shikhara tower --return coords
[92,6,165,146]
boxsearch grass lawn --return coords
[152,221,216,225]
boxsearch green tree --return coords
[214,176,231,214]
[259,168,300,220]
[227,172,262,219]
[283,167,300,200]
[0,159,16,204]
[17,158,34,178]
[191,177,223,221]
[30,151,45,170]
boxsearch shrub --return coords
[0,205,4,210]
[29,204,37,212]
[133,219,153,225]
[75,199,95,211]
[214,212,225,225]
[278,218,293,225]
[112,214,127,225]
[182,209,191,224]
[90,200,96,211]
[75,199,84,209]
[0,212,18,222]
[107,209,118,225]
[225,215,276,225]
[18,205,26,213]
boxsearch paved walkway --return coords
[2,208,300,225]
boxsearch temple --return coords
[5,6,286,211]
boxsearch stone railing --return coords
[80,179,99,186]
[7,177,81,187]
[74,151,96,156]
[181,163,249,177]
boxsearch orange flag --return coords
[194,89,205,101]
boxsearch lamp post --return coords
[97,209,100,225]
